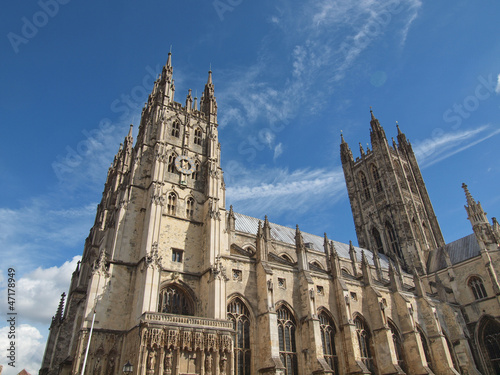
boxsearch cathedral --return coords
[40,53,500,375]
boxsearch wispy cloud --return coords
[495,73,500,94]
[218,0,422,129]
[0,199,94,271]
[226,166,346,217]
[413,125,500,168]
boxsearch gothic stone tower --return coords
[341,110,445,274]
[40,53,233,375]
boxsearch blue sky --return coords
[1,0,500,372]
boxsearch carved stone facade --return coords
[40,54,500,375]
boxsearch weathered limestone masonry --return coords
[41,54,500,375]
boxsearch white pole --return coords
[81,309,96,375]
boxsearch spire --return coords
[227,205,235,232]
[340,131,353,164]
[56,292,66,321]
[185,89,193,111]
[369,107,387,143]
[361,250,373,285]
[207,69,213,85]
[396,121,409,147]
[263,215,271,240]
[201,69,217,119]
[295,224,304,248]
[388,261,401,292]
[359,142,365,156]
[166,51,172,68]
[462,183,499,246]
[349,240,358,276]
[462,183,475,207]
[127,124,133,139]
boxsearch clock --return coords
[174,155,195,175]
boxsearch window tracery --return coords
[194,127,202,145]
[157,285,193,315]
[355,316,375,374]
[277,305,298,375]
[186,197,194,219]
[319,312,338,374]
[468,276,487,300]
[371,164,383,193]
[171,121,180,137]
[227,298,251,375]
[359,171,370,200]
[167,192,177,215]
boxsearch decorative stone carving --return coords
[205,333,218,351]
[205,352,213,375]
[163,350,172,375]
[147,349,156,374]
[220,352,227,375]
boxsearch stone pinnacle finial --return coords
[127,124,133,138]
[396,121,402,135]
[370,106,375,120]
[462,183,475,206]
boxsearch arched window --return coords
[468,276,487,300]
[389,321,407,373]
[167,192,176,215]
[479,318,500,374]
[359,172,370,200]
[191,161,200,181]
[319,312,338,374]
[371,164,383,193]
[167,153,177,173]
[158,285,193,315]
[417,327,433,371]
[171,121,180,137]
[355,316,375,373]
[280,254,294,263]
[372,228,384,255]
[186,197,194,219]
[385,222,402,259]
[194,127,202,146]
[277,305,298,375]
[227,298,251,375]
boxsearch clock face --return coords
[174,155,195,175]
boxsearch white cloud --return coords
[273,143,284,160]
[0,324,45,375]
[495,73,500,94]
[226,166,346,216]
[413,125,500,168]
[0,256,81,326]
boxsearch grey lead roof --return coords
[234,212,390,269]
[427,233,481,272]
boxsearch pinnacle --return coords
[462,182,475,205]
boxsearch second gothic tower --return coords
[341,110,445,274]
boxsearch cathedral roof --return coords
[427,233,481,272]
[233,212,390,268]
